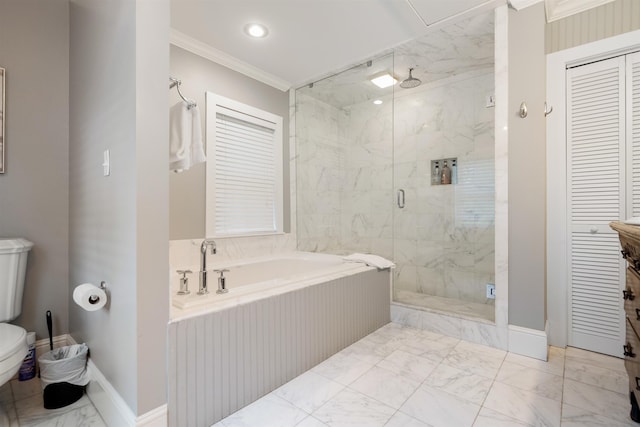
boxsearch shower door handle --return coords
[397,189,405,209]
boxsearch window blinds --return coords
[206,93,283,237]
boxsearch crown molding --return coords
[169,29,291,92]
[545,0,616,22]
[508,0,543,11]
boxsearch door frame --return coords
[546,29,640,348]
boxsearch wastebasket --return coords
[38,343,90,409]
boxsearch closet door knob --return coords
[590,227,598,234]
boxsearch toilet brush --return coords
[38,310,53,378]
[46,310,52,351]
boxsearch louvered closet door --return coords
[628,52,640,216]
[567,55,626,357]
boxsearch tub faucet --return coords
[198,239,217,295]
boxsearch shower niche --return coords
[431,158,457,185]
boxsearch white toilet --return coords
[0,238,33,387]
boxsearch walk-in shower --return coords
[295,9,496,321]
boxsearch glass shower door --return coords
[391,10,496,320]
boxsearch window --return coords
[205,92,283,237]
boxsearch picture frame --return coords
[0,67,4,174]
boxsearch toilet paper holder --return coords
[88,281,107,304]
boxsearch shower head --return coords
[400,68,421,89]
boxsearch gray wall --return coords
[0,0,69,340]
[69,0,169,415]
[546,0,640,54]
[169,45,290,240]
[507,0,640,331]
[508,3,546,331]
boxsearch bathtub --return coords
[168,251,391,426]
[171,251,373,317]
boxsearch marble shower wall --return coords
[296,91,346,253]
[295,91,394,257]
[392,71,495,304]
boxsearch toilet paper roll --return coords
[73,283,107,311]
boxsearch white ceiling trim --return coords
[545,0,616,22]
[508,0,543,11]
[170,28,292,92]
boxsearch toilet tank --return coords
[0,238,34,322]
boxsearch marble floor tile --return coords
[220,393,308,427]
[472,407,535,427]
[442,340,506,379]
[312,388,396,427]
[565,347,625,373]
[413,329,461,347]
[400,384,480,427]
[560,402,638,427]
[311,351,375,386]
[273,371,344,414]
[482,381,561,427]
[396,336,458,364]
[349,365,421,409]
[296,415,328,427]
[495,361,564,401]
[367,323,422,344]
[10,379,41,402]
[503,346,565,377]
[340,336,398,365]
[384,411,429,427]
[22,403,106,427]
[0,400,19,427]
[14,394,92,426]
[562,378,630,425]
[376,349,438,382]
[0,382,13,403]
[424,363,493,405]
[564,358,628,394]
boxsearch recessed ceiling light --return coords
[373,100,383,105]
[244,23,268,38]
[369,72,397,89]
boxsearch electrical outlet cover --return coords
[486,283,495,299]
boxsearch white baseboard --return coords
[508,322,549,361]
[137,404,168,427]
[67,335,167,427]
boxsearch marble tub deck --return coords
[214,322,635,427]
[0,377,105,427]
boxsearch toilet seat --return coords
[0,323,27,385]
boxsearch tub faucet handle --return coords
[176,270,192,295]
[214,269,230,294]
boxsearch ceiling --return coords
[170,0,503,90]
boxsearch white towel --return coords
[169,102,206,172]
[343,253,395,269]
